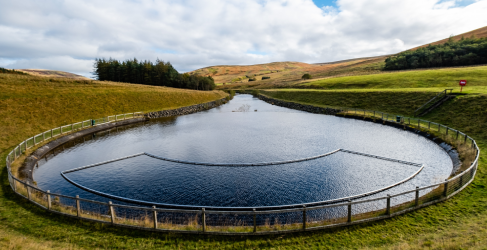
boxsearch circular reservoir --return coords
[34,94,453,208]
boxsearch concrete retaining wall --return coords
[145,97,228,118]
[257,94,343,115]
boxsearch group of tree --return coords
[384,36,487,70]
[0,67,27,75]
[93,58,216,91]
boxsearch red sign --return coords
[459,80,467,86]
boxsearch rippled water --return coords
[34,94,453,208]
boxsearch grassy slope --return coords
[300,65,487,89]
[16,69,91,80]
[0,74,227,153]
[214,25,487,90]
[1,71,487,249]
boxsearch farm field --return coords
[1,69,487,249]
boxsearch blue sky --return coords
[312,0,478,8]
[312,0,336,8]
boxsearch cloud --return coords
[0,0,486,76]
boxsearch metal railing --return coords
[413,89,453,117]
[4,108,479,235]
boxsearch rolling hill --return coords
[189,25,487,89]
[16,69,91,80]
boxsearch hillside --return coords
[299,65,487,90]
[17,69,91,80]
[0,73,227,153]
[193,57,385,88]
[192,25,487,89]
[410,25,487,50]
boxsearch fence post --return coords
[428,122,431,129]
[302,205,306,230]
[347,200,352,223]
[253,208,257,233]
[202,208,206,232]
[386,195,391,216]
[76,195,81,217]
[446,127,449,135]
[51,129,53,138]
[47,190,51,210]
[153,206,157,229]
[443,179,449,197]
[33,136,36,146]
[456,131,459,140]
[109,201,115,224]
[26,183,31,200]
[460,174,464,187]
[12,178,17,192]
[464,134,468,143]
[415,187,419,206]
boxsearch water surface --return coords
[34,94,453,208]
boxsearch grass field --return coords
[2,70,487,249]
[299,65,487,90]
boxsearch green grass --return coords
[2,72,487,249]
[301,65,487,89]
[0,73,227,153]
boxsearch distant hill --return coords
[190,57,385,87]
[188,25,487,89]
[17,69,91,80]
[409,25,487,50]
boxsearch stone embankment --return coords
[145,97,228,118]
[257,95,342,115]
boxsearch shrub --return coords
[249,78,257,81]
[262,76,270,80]
[302,73,312,79]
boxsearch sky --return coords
[0,0,486,78]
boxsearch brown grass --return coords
[16,69,91,80]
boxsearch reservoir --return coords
[34,94,453,208]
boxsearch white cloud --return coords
[0,0,486,76]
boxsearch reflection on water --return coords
[34,94,453,207]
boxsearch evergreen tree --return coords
[93,58,215,91]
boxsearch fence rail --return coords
[4,107,479,235]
